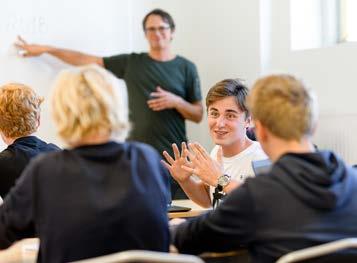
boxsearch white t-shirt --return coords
[209,141,268,197]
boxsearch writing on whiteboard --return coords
[0,16,46,34]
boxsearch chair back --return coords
[71,250,205,263]
[276,238,357,263]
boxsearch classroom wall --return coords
[266,0,357,164]
[268,0,357,115]
[1,0,356,163]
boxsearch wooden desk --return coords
[169,199,210,219]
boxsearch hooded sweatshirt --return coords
[0,141,170,263]
[0,136,60,197]
[173,151,357,263]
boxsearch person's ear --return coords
[170,29,175,41]
[244,115,251,129]
[36,115,41,130]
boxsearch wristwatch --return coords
[216,174,231,191]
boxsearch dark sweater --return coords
[0,136,60,197]
[0,141,170,263]
[173,151,357,263]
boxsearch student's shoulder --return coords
[38,141,61,153]
[16,150,65,177]
[0,146,30,165]
[242,169,277,198]
[45,141,61,150]
[0,148,14,162]
[31,150,64,164]
[0,149,16,174]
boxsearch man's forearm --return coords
[178,178,211,208]
[175,100,203,123]
[46,46,104,66]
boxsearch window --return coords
[339,0,357,42]
[290,0,341,50]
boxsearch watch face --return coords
[218,175,230,187]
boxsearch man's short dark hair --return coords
[206,79,249,119]
[142,9,175,32]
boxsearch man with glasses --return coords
[16,9,203,199]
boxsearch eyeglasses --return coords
[145,26,171,34]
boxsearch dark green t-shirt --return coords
[103,53,201,156]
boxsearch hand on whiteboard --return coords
[147,86,181,111]
[14,36,49,57]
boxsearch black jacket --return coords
[0,141,170,263]
[173,151,357,263]
[0,136,60,197]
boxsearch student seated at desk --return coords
[163,79,267,208]
[0,65,170,263]
[0,83,60,198]
[172,74,357,263]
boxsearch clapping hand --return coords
[162,142,193,183]
[182,143,224,187]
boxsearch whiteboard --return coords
[0,0,133,150]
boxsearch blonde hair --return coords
[51,65,130,145]
[247,74,318,140]
[0,83,43,138]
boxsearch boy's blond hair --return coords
[247,74,318,140]
[51,65,130,145]
[0,83,43,138]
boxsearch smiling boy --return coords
[163,79,267,207]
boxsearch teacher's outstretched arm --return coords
[15,36,104,67]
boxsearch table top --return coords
[169,199,210,219]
